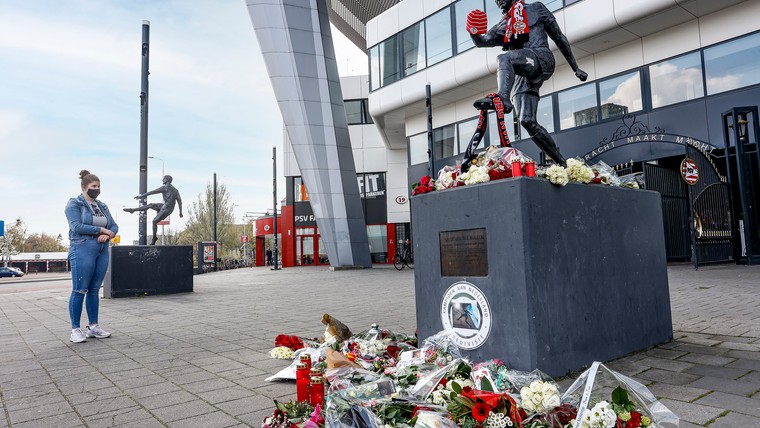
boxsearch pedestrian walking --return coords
[64,170,118,343]
[266,248,273,266]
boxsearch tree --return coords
[24,233,68,252]
[180,182,238,257]
[1,218,26,266]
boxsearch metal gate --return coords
[644,164,690,260]
[686,146,734,267]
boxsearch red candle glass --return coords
[525,161,536,177]
[512,161,523,177]
[300,354,312,371]
[296,362,310,402]
[310,376,325,406]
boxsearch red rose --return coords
[627,411,642,428]
[385,344,402,359]
[420,176,431,186]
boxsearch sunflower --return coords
[472,402,492,423]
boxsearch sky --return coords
[0,0,367,245]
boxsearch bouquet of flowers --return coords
[436,166,463,190]
[412,176,436,196]
[447,385,523,428]
[275,334,306,351]
[590,161,620,186]
[561,362,679,428]
[565,159,595,184]
[261,400,318,428]
[270,346,296,360]
[544,164,569,186]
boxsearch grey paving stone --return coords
[214,394,275,416]
[73,395,140,417]
[642,348,688,360]
[695,391,760,418]
[11,412,83,428]
[677,352,737,366]
[672,343,732,356]
[725,349,760,361]
[658,398,725,425]
[638,356,694,372]
[683,363,750,380]
[688,375,759,396]
[726,358,760,371]
[182,378,238,394]
[167,410,241,428]
[135,389,198,410]
[716,341,760,352]
[708,335,756,344]
[151,399,218,423]
[709,411,760,428]
[124,381,182,399]
[637,368,701,385]
[8,400,75,424]
[196,386,256,405]
[647,383,711,402]
[84,407,154,428]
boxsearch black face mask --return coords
[87,188,101,199]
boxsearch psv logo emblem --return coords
[680,158,699,185]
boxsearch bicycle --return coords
[393,241,414,270]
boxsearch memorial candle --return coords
[512,161,523,176]
[296,362,309,402]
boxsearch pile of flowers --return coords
[261,323,678,428]
[411,146,643,195]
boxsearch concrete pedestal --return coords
[104,245,193,298]
[411,177,672,376]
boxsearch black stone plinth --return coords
[104,245,193,298]
[411,177,672,377]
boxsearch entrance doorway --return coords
[296,227,319,266]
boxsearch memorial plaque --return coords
[439,228,488,277]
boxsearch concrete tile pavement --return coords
[0,263,758,427]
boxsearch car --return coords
[0,267,24,278]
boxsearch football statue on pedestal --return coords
[462,0,588,169]
[123,175,183,245]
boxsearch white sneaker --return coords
[70,328,87,343]
[86,324,111,339]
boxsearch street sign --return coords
[111,235,121,244]
[240,235,249,243]
[157,216,170,226]
[0,220,4,237]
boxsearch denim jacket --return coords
[65,194,119,242]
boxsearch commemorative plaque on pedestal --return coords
[411,177,672,377]
[103,245,193,298]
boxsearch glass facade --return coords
[599,71,642,120]
[367,225,388,263]
[403,22,426,76]
[426,8,453,66]
[433,125,457,159]
[559,83,597,129]
[369,0,572,91]
[649,52,704,109]
[457,117,479,154]
[408,133,428,165]
[345,99,373,125]
[704,32,760,95]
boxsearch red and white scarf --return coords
[504,0,529,47]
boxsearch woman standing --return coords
[64,170,118,343]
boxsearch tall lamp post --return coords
[148,156,165,244]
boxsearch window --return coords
[485,1,505,29]
[457,117,479,154]
[455,0,483,54]
[366,225,388,263]
[704,32,760,95]
[528,0,562,12]
[402,22,426,76]
[649,52,704,108]
[488,110,520,146]
[433,125,457,159]
[599,71,642,120]
[380,35,400,86]
[369,45,380,90]
[426,7,453,66]
[408,133,428,165]
[344,99,373,125]
[534,96,554,134]
[558,83,598,129]
[294,177,309,202]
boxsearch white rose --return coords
[522,398,536,413]
[542,394,560,410]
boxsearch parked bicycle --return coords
[393,240,414,270]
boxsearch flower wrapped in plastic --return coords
[566,158,595,184]
[436,166,463,190]
[412,175,436,196]
[470,359,510,392]
[265,346,326,382]
[545,164,569,186]
[414,410,459,428]
[420,330,463,367]
[561,362,679,428]
[459,164,491,185]
[446,385,524,428]
[261,400,317,428]
[618,172,644,190]
[590,161,620,186]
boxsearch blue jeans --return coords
[68,239,109,329]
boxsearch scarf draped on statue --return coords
[504,0,529,49]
